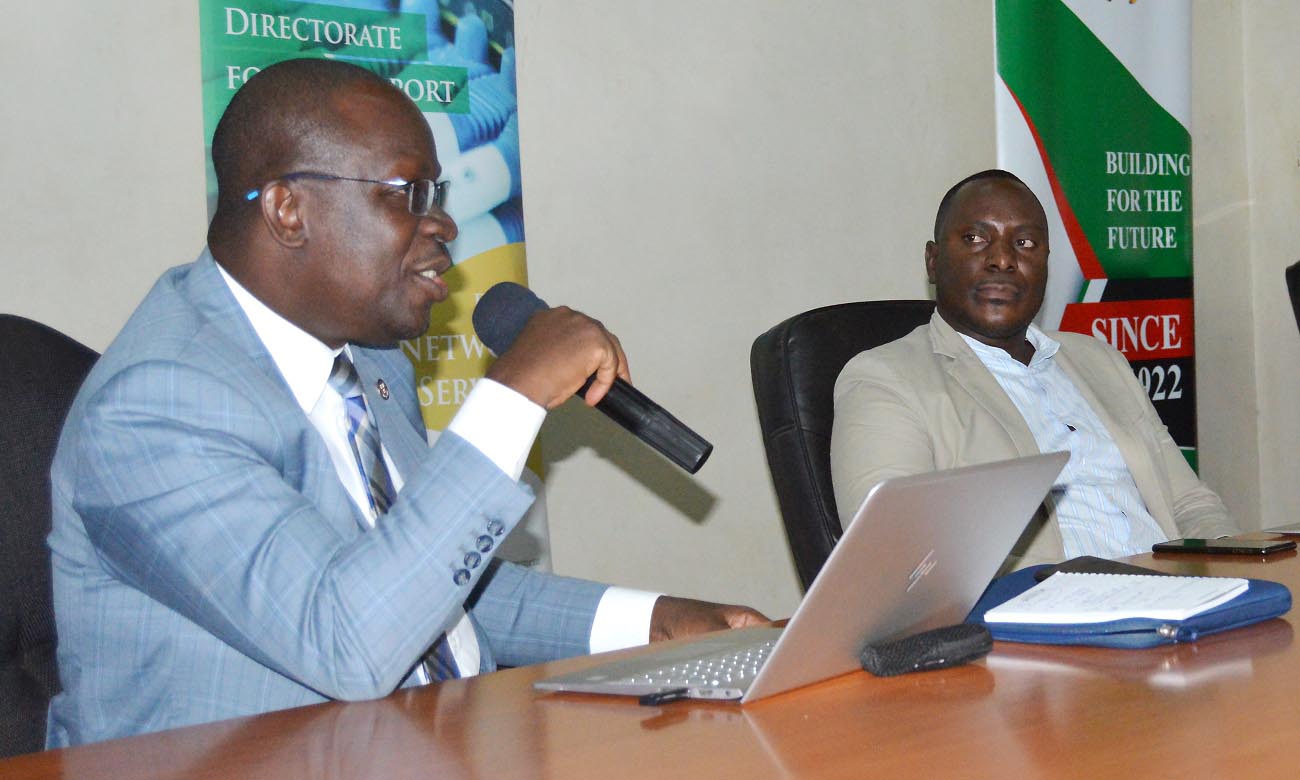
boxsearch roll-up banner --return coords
[199,1,550,566]
[994,0,1199,467]
[199,0,526,435]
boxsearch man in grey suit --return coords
[831,170,1236,572]
[47,58,763,747]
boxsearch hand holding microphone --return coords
[473,283,713,473]
[484,304,629,410]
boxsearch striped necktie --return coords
[328,352,460,680]
[327,353,395,518]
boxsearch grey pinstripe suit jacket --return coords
[46,251,606,746]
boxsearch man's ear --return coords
[924,240,938,284]
[258,181,308,248]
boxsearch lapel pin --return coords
[376,378,390,400]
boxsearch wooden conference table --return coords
[5,548,1300,780]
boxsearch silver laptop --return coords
[535,451,1068,704]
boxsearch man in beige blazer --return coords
[830,170,1235,571]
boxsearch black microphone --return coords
[472,282,714,474]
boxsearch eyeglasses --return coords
[244,172,450,216]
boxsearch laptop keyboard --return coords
[614,638,777,688]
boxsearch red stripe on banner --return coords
[1003,81,1107,281]
[1058,298,1194,361]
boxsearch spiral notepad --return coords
[984,573,1249,624]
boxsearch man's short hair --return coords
[210,58,395,212]
[932,169,1028,240]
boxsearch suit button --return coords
[487,519,505,537]
[464,552,481,568]
[453,569,471,585]
[476,535,493,552]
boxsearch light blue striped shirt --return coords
[961,326,1167,559]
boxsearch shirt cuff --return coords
[588,587,663,653]
[446,378,545,481]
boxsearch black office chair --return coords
[750,300,935,590]
[0,315,97,757]
[1286,260,1300,335]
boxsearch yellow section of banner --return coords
[400,242,527,432]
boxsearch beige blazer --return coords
[830,312,1236,571]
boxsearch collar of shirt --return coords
[213,250,340,414]
[959,323,1060,368]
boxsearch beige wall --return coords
[1,2,1294,618]
[513,1,994,616]
[0,4,207,349]
[1190,1,1260,539]
[1189,0,1300,548]
[1236,1,1300,541]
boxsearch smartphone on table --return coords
[1152,538,1297,555]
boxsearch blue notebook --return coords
[968,565,1291,649]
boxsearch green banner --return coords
[997,0,1191,280]
[995,0,1197,461]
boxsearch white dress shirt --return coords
[217,262,658,680]
[961,326,1167,559]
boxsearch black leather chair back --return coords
[1287,260,1300,334]
[751,300,934,589]
[0,315,97,757]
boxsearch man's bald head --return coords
[932,169,1028,241]
[209,58,415,219]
